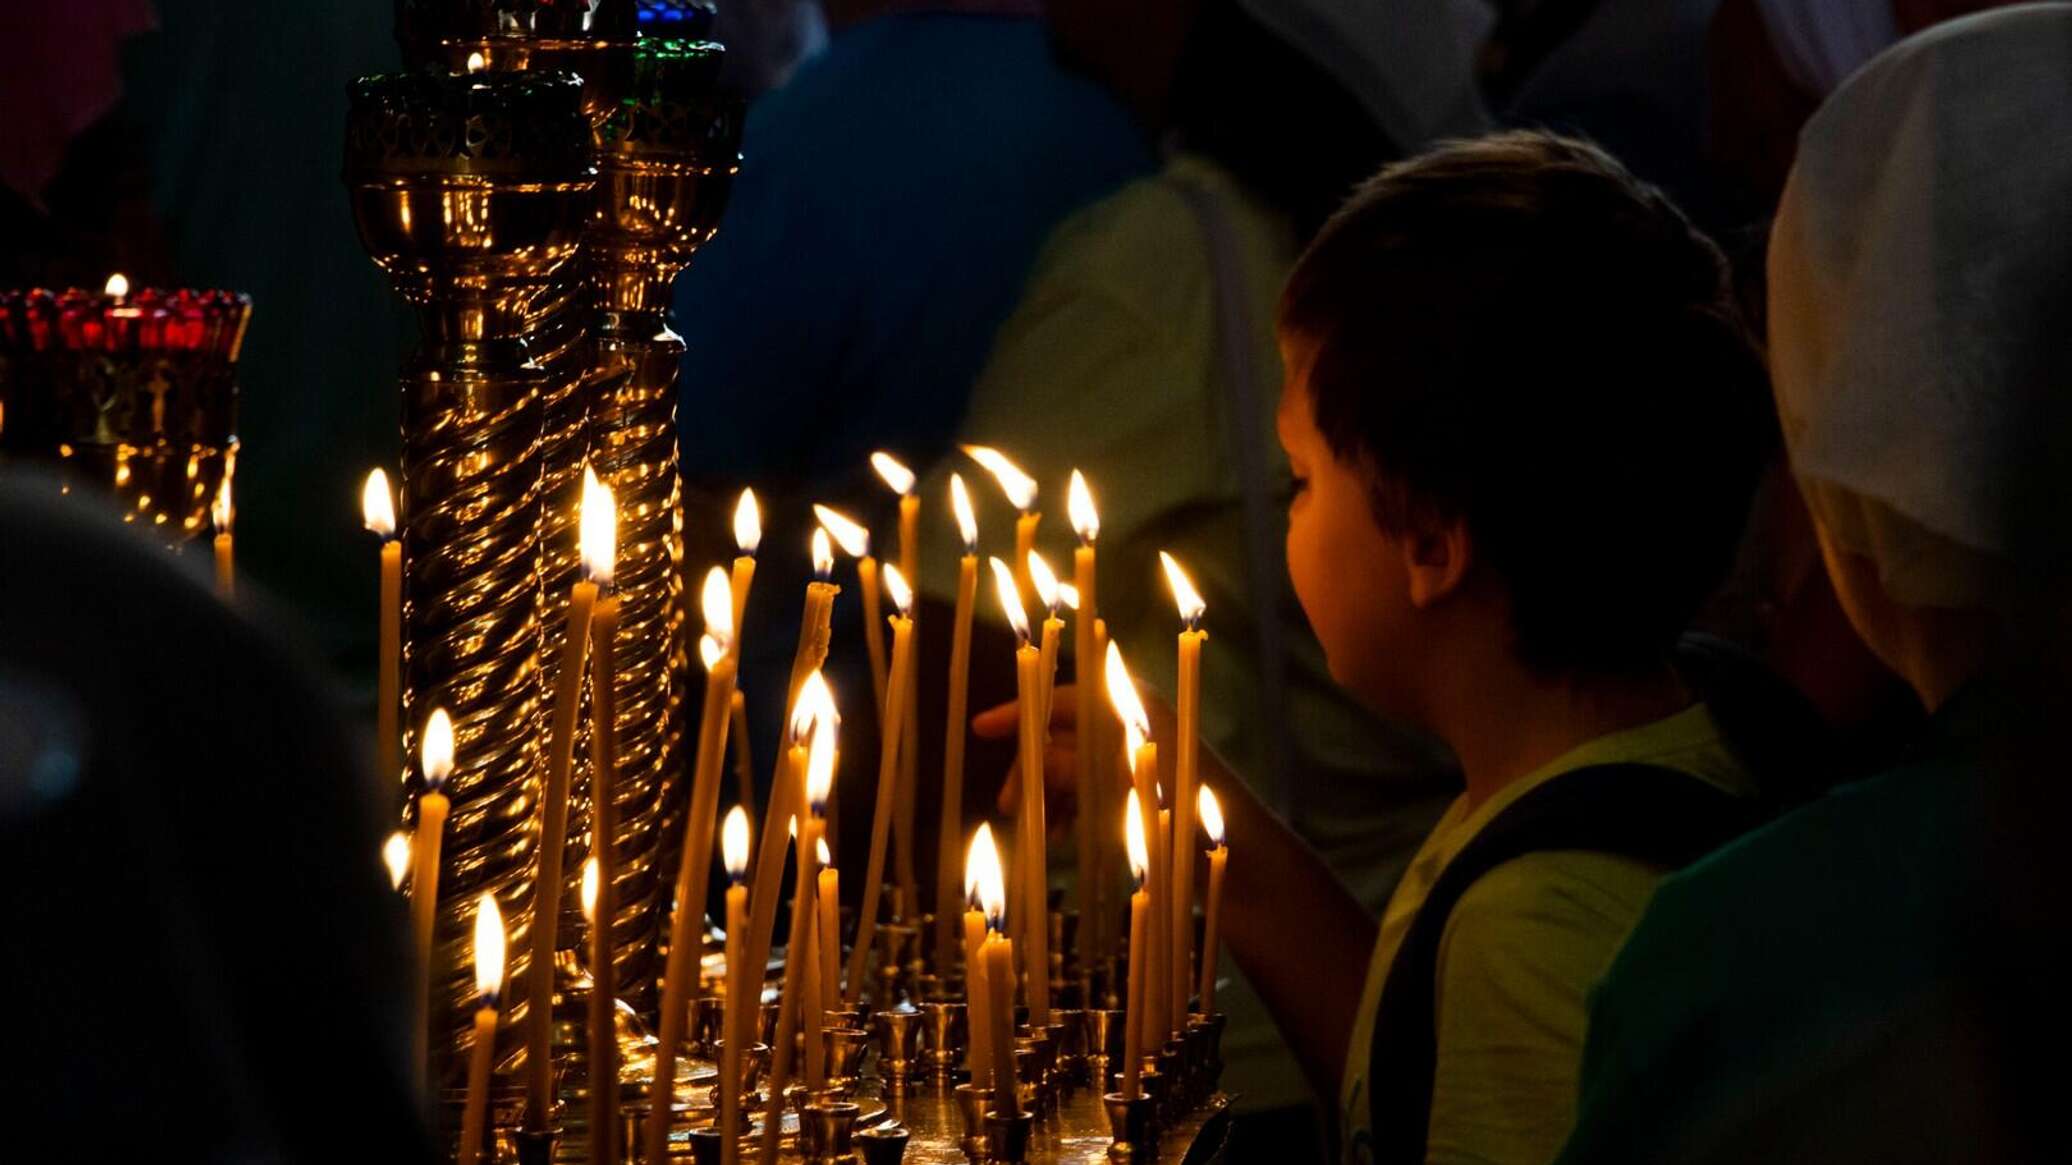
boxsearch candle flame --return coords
[722,805,751,882]
[790,670,833,742]
[967,824,1007,930]
[813,504,870,558]
[988,556,1031,643]
[473,892,506,1001]
[788,815,797,840]
[1026,549,1060,614]
[1104,641,1150,757]
[361,468,396,539]
[1198,786,1226,848]
[1068,470,1099,544]
[963,445,1036,511]
[949,473,979,553]
[700,633,726,673]
[466,50,486,72]
[579,466,617,587]
[811,527,834,579]
[104,273,129,298]
[1057,582,1081,611]
[883,562,913,619]
[871,452,916,496]
[421,707,455,791]
[1125,789,1149,886]
[700,566,734,645]
[733,488,761,556]
[816,836,832,866]
[211,473,233,535]
[804,701,838,811]
[383,831,412,891]
[581,856,600,924]
[1159,551,1206,627]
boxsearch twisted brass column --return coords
[344,70,595,1074]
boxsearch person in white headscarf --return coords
[1555,7,2072,1161]
[915,0,1488,1144]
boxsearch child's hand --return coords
[972,684,1176,834]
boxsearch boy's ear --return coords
[1400,514,1472,609]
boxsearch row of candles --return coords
[365,445,1234,1160]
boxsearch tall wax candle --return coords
[816,838,840,1029]
[458,893,506,1165]
[877,454,924,922]
[990,557,1050,1022]
[363,469,402,787]
[211,475,233,598]
[1196,786,1228,1015]
[787,530,840,713]
[1089,617,1112,965]
[411,709,455,1028]
[527,467,608,1129]
[1067,470,1101,968]
[963,445,1038,610]
[729,691,755,838]
[719,808,751,1165]
[746,676,826,1008]
[935,475,981,975]
[984,932,1021,1119]
[846,565,917,1003]
[1105,644,1165,1051]
[1121,791,1150,1100]
[757,682,836,1165]
[1157,806,1174,1038]
[581,860,616,1165]
[1160,552,1207,1029]
[731,487,759,637]
[587,576,624,1165]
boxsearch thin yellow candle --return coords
[1067,470,1102,968]
[527,467,608,1130]
[719,807,751,1165]
[730,487,760,636]
[1196,786,1228,1015]
[816,503,886,716]
[745,676,824,1017]
[964,444,1039,603]
[1121,791,1150,1100]
[1089,616,1112,966]
[815,836,840,1026]
[1160,551,1207,1029]
[846,564,917,1003]
[760,684,838,1164]
[801,853,826,1093]
[990,556,1050,1022]
[458,892,506,1165]
[935,475,981,975]
[877,453,924,925]
[648,572,738,1165]
[787,530,841,712]
[962,824,1002,1089]
[363,469,403,786]
[211,473,233,598]
[729,691,755,838]
[582,858,616,1165]
[383,831,412,894]
[1027,549,1065,726]
[411,708,454,998]
[1158,804,1174,1036]
[1105,643,1164,1052]
[974,849,1020,1120]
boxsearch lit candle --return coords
[760,680,837,1164]
[1026,549,1065,725]
[211,473,234,598]
[411,708,454,987]
[1106,644,1164,1052]
[1121,791,1150,1100]
[845,564,917,1004]
[744,676,824,1042]
[1159,552,1206,1030]
[383,831,412,894]
[729,691,755,839]
[990,556,1050,1023]
[458,892,506,1165]
[582,858,616,1165]
[975,844,1020,1120]
[875,452,924,928]
[787,529,840,713]
[648,571,739,1165]
[962,824,1001,1090]
[965,444,1039,600]
[1196,786,1228,1015]
[731,487,760,636]
[816,836,840,1028]
[1067,470,1103,969]
[527,467,608,1129]
[719,807,751,1165]
[816,503,885,718]
[362,469,402,787]
[935,475,981,976]
[1090,616,1112,970]
[587,490,624,1165]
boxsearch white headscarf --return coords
[1768,4,2072,609]
[1235,0,1493,150]
[1751,0,1899,97]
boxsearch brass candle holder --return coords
[344,66,594,1071]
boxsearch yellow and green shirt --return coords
[1340,704,1757,1165]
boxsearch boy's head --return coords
[1276,131,1769,721]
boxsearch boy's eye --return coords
[1278,472,1309,505]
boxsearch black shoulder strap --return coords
[1365,762,1768,1164]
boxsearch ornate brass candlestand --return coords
[344,67,595,1069]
